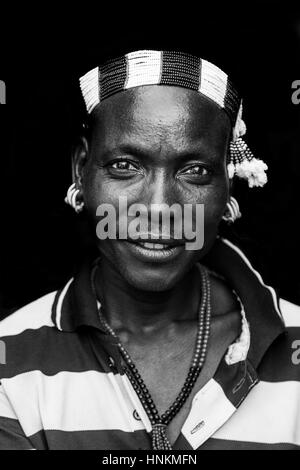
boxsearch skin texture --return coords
[75,85,231,291]
[73,85,240,445]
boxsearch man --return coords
[0,49,299,450]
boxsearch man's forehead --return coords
[88,86,231,161]
[92,85,231,137]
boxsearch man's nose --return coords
[146,170,176,208]
[142,170,181,232]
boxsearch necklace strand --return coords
[91,263,211,450]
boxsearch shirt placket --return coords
[174,358,259,449]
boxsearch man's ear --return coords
[72,136,89,188]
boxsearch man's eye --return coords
[111,161,137,171]
[107,160,141,173]
[183,165,210,176]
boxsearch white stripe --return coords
[1,370,146,437]
[279,298,300,327]
[182,379,236,450]
[0,292,56,338]
[0,385,18,420]
[199,59,228,108]
[79,67,99,114]
[125,50,162,90]
[122,374,152,433]
[221,238,283,320]
[213,381,300,445]
[107,373,138,433]
[55,278,74,331]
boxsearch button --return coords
[190,420,205,434]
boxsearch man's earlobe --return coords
[65,137,88,213]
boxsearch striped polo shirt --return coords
[0,237,300,450]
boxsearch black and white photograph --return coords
[0,3,300,455]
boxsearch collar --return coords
[51,258,105,333]
[51,237,286,368]
[203,237,285,368]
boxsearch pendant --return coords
[152,423,173,450]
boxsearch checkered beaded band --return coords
[80,50,241,125]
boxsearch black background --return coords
[0,3,300,314]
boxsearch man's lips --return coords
[119,237,186,263]
[126,238,186,248]
[127,238,184,250]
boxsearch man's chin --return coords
[117,254,198,292]
[97,240,203,292]
[121,268,181,292]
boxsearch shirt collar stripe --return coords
[55,278,74,331]
[221,238,283,321]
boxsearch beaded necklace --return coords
[90,263,211,450]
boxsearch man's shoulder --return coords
[0,290,58,340]
[279,298,300,328]
[258,298,300,384]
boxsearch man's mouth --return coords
[138,242,171,250]
[133,238,184,249]
[123,238,185,262]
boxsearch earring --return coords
[64,183,84,214]
[222,196,241,224]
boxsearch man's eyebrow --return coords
[111,144,155,158]
[99,144,151,161]
[100,142,219,162]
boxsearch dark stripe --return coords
[0,417,34,450]
[2,325,300,383]
[99,56,127,102]
[257,327,300,382]
[224,77,241,124]
[214,358,259,409]
[29,428,151,450]
[173,433,193,450]
[28,428,300,450]
[201,437,300,450]
[160,51,201,91]
[0,326,121,378]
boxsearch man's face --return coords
[80,85,231,291]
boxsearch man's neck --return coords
[95,259,201,335]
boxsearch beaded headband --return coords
[79,50,268,188]
[80,50,240,125]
